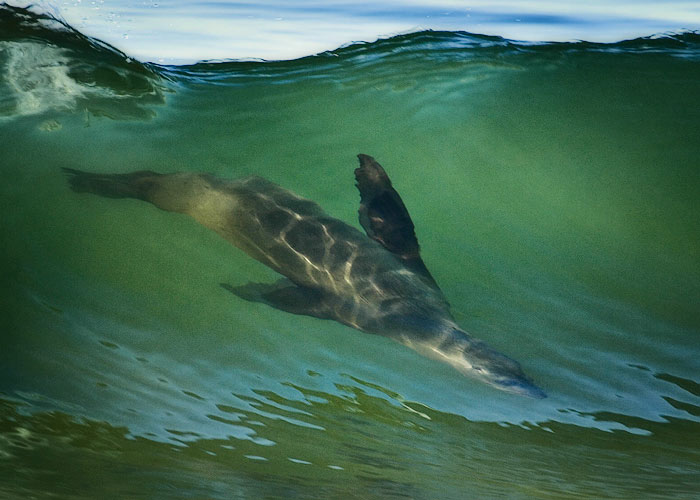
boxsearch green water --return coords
[1,6,699,499]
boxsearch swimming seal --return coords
[64,154,545,398]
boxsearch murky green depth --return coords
[1,7,699,499]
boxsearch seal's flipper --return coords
[354,154,439,289]
[63,168,163,200]
[221,279,335,320]
[63,168,222,216]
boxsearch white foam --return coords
[1,40,88,117]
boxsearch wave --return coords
[165,29,700,85]
[2,4,698,119]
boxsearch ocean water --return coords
[1,3,699,499]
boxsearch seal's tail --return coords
[62,168,162,200]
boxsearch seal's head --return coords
[461,338,547,398]
[411,327,547,399]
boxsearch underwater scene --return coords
[1,3,699,498]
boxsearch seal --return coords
[64,154,545,398]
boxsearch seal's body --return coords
[64,155,545,398]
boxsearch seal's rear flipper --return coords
[62,168,162,200]
[355,154,439,290]
[221,279,335,320]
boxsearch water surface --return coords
[6,0,700,62]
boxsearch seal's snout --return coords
[458,335,546,399]
[498,378,547,399]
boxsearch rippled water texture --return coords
[1,5,699,498]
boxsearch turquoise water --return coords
[1,4,700,498]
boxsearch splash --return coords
[0,4,168,120]
[1,41,89,117]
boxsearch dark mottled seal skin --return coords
[64,155,545,398]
